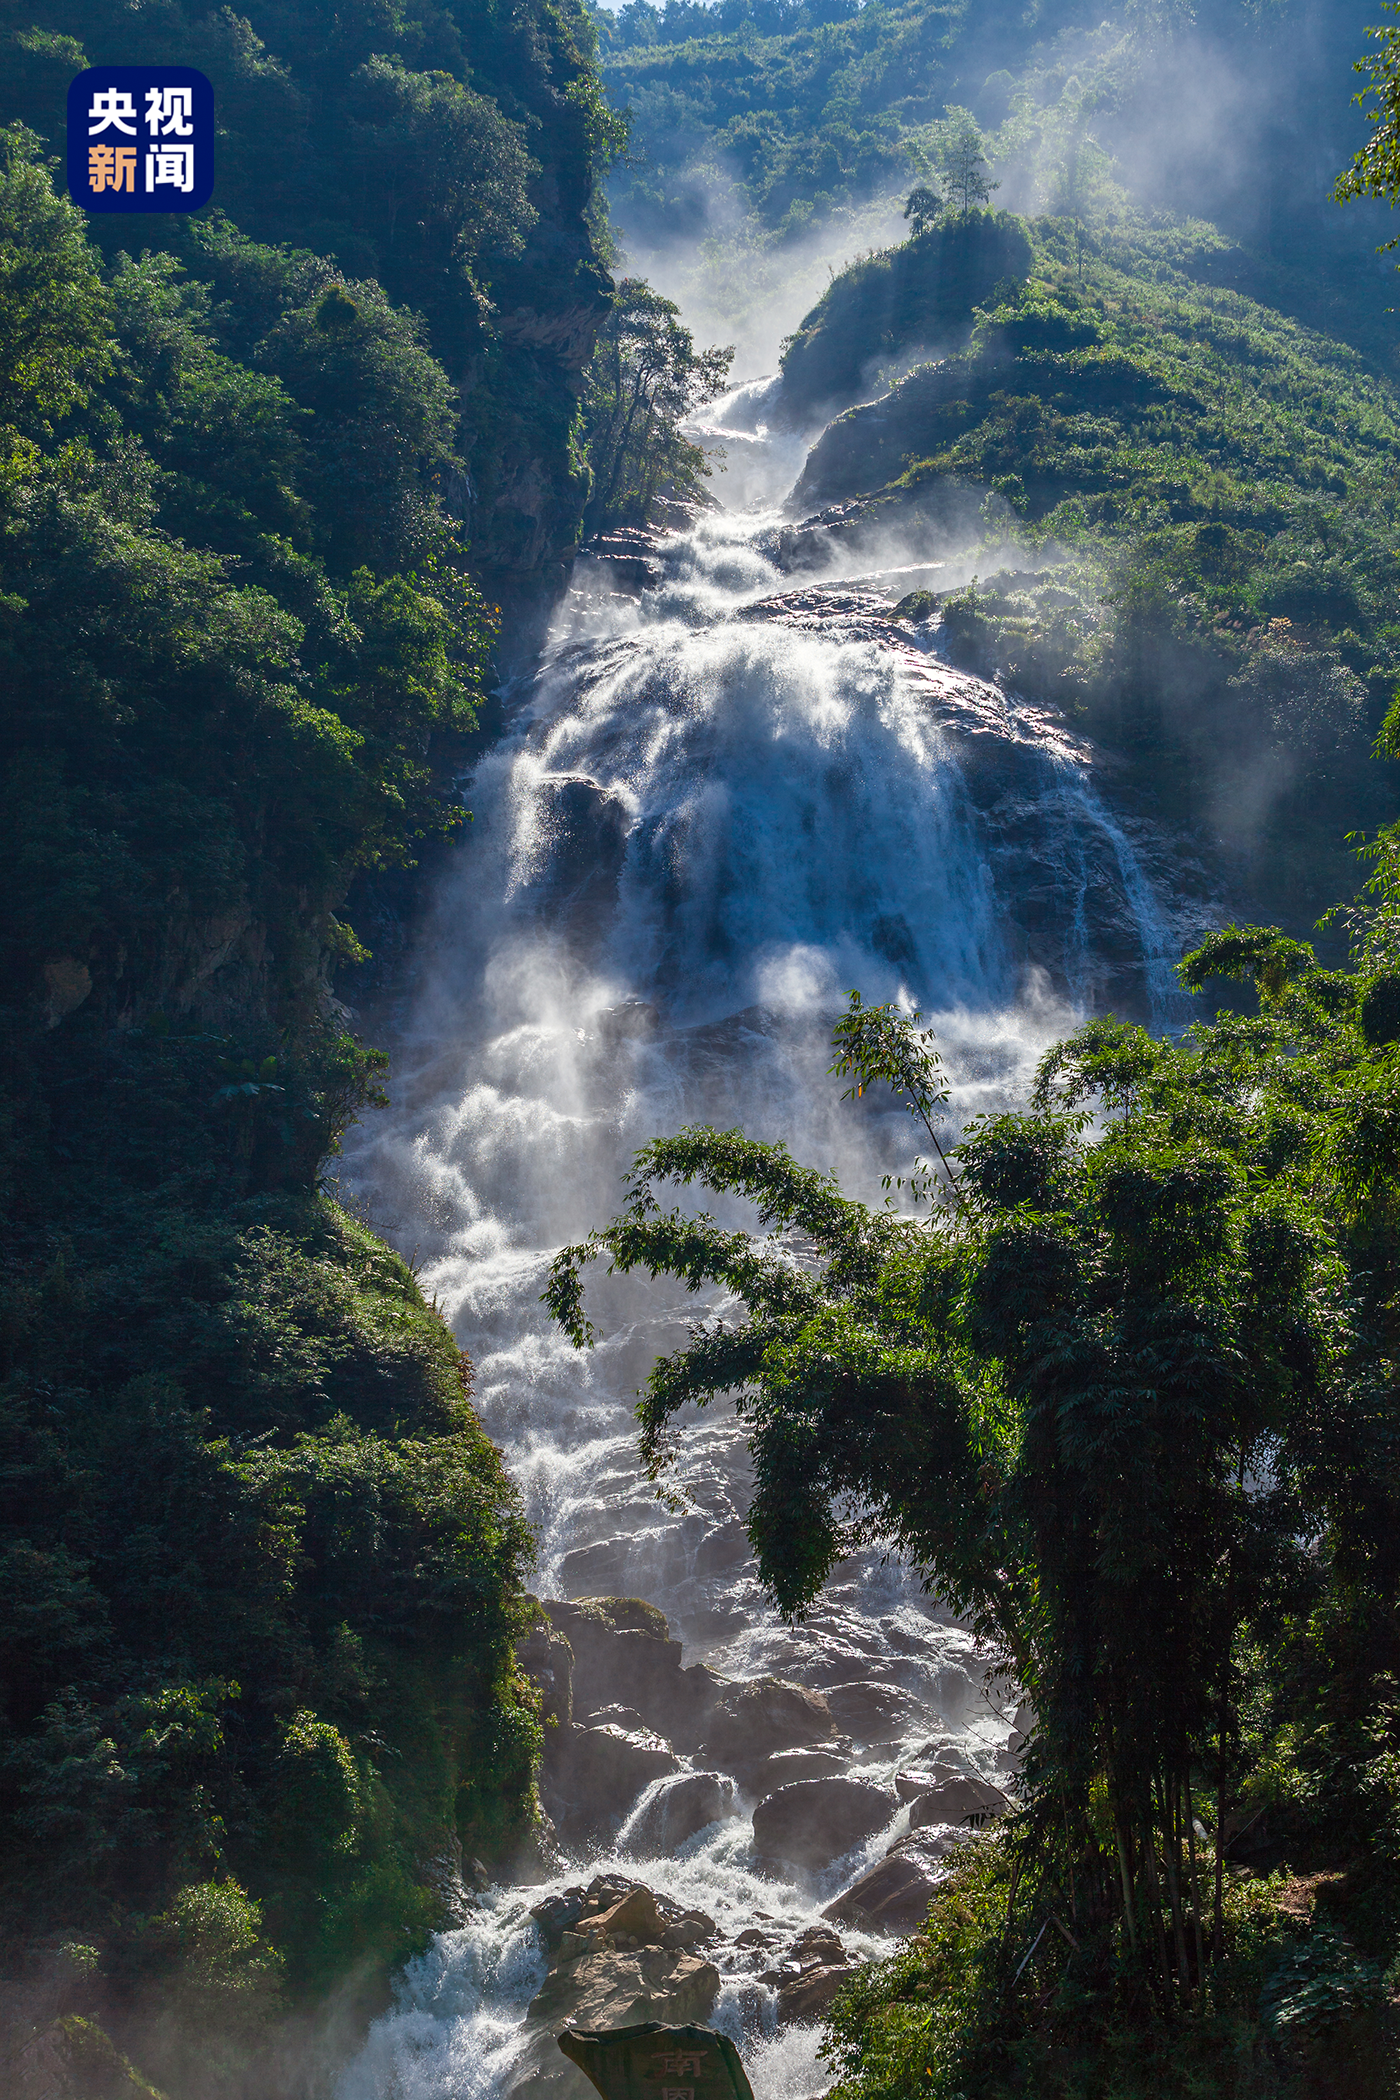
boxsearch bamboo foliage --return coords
[548,888,1400,2002]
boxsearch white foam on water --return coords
[336,467,1188,2097]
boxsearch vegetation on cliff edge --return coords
[550,838,1400,2096]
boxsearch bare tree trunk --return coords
[601,361,654,521]
[1160,1772,1191,2000]
[1185,1773,1207,1991]
[1116,1817,1138,1957]
[1062,1787,1079,1925]
[1214,1720,1227,1963]
[1215,1549,1237,1964]
[1138,1792,1171,2006]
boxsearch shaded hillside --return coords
[595,0,1400,398]
[776,210,1033,422]
[0,0,625,2068]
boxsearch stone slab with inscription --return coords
[558,2021,754,2100]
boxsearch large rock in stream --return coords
[753,1776,896,1870]
[907,1774,1009,1831]
[622,1771,737,1854]
[824,1843,950,1933]
[508,1883,720,2100]
[702,1678,837,1770]
[541,1599,724,1750]
[543,1723,680,1844]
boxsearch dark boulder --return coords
[907,1775,1009,1830]
[623,1771,737,1855]
[777,1965,851,2025]
[543,1723,680,1842]
[542,1599,722,1751]
[531,1886,588,1950]
[749,1747,850,1799]
[821,1680,919,1743]
[823,1848,946,1934]
[703,1679,836,1769]
[753,1777,896,1870]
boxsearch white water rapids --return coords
[333,389,1194,2100]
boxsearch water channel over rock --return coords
[335,391,1202,2100]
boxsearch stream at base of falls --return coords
[334,420,1202,2099]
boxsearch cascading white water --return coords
[335,424,1191,2099]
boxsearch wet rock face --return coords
[511,1591,1022,2064]
[519,777,631,943]
[749,1747,850,1798]
[750,1923,854,2028]
[578,528,664,593]
[823,1849,946,1934]
[518,1619,573,1727]
[702,1679,838,1771]
[752,1776,897,1870]
[543,1722,681,1845]
[510,1879,722,2100]
[541,1600,721,1751]
[907,1775,1009,1831]
[821,1680,920,1744]
[893,1743,971,1800]
[622,1771,737,1856]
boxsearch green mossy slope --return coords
[788,212,1400,926]
[777,210,1033,421]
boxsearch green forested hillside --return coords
[596,0,1399,400]
[596,0,1369,250]
[5,0,620,570]
[0,0,621,2083]
[777,208,1400,926]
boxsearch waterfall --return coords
[335,460,1191,2099]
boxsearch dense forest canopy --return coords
[0,0,624,2087]
[4,0,622,570]
[2,0,1400,2091]
[596,0,1376,249]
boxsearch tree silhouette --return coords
[903,184,943,237]
[937,114,998,214]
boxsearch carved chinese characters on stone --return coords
[557,2022,755,2100]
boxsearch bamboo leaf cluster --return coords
[549,854,1400,2032]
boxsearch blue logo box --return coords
[67,67,214,213]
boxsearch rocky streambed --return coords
[493,1596,1025,2100]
